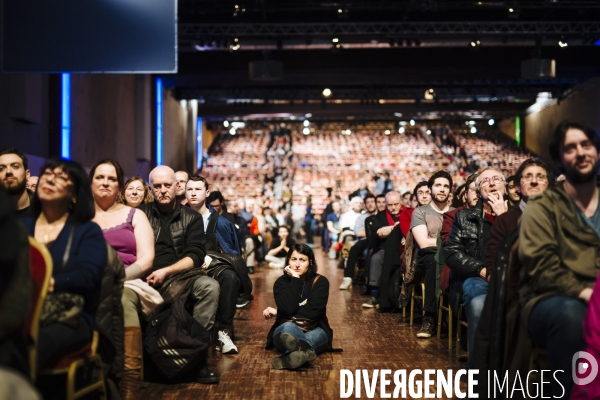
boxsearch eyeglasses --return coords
[521,174,548,183]
[479,176,503,187]
[41,169,71,186]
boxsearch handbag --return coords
[278,275,321,332]
[40,225,84,326]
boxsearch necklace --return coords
[39,214,68,243]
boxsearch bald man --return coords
[138,166,220,384]
[175,170,189,205]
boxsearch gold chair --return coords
[437,293,453,350]
[39,330,107,400]
[409,282,425,326]
[456,303,469,358]
[26,237,54,381]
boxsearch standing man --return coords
[186,176,241,355]
[410,171,453,337]
[519,122,600,398]
[0,148,32,217]
[444,167,507,366]
[139,166,220,383]
[174,170,189,205]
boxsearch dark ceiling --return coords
[166,0,600,121]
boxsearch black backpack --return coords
[144,288,210,379]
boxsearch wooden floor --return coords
[139,245,464,400]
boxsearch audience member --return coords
[174,170,189,205]
[266,225,295,268]
[264,244,334,369]
[0,147,32,216]
[207,190,236,225]
[410,171,453,337]
[519,122,600,397]
[401,191,411,208]
[22,158,107,369]
[27,176,39,192]
[138,166,220,383]
[506,175,521,209]
[374,172,395,195]
[121,176,154,207]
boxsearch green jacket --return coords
[518,182,600,326]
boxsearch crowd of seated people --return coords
[2,119,600,399]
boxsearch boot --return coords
[119,326,142,400]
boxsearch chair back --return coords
[25,237,53,380]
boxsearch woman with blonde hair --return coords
[120,176,153,207]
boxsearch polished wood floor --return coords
[139,245,464,400]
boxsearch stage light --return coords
[229,128,236,135]
[399,127,405,134]
[410,119,416,126]
[509,8,514,12]
[303,120,310,126]
[305,113,312,118]
[471,127,477,133]
[488,119,495,126]
[323,88,332,97]
[230,38,240,51]
[303,127,310,135]
[385,130,391,135]
[394,112,403,117]
[224,120,230,127]
[332,38,339,43]
[338,9,343,13]
[426,130,431,135]
[470,40,481,48]
[424,88,435,100]
[559,36,568,47]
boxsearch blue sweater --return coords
[22,218,107,326]
[208,207,240,255]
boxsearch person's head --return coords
[410,193,419,209]
[476,167,506,203]
[207,191,225,214]
[427,171,453,205]
[375,194,386,212]
[464,173,479,208]
[229,199,240,215]
[331,200,341,214]
[383,171,390,179]
[363,193,377,214]
[278,225,290,239]
[514,158,553,201]
[32,158,95,224]
[549,121,600,184]
[237,197,247,211]
[401,191,411,208]
[149,166,177,206]
[385,190,402,215]
[89,159,124,205]
[452,184,466,208]
[185,176,210,208]
[350,196,363,213]
[285,244,318,278]
[413,181,431,207]
[27,176,39,192]
[174,170,189,197]
[506,176,520,204]
[121,176,153,207]
[0,147,30,196]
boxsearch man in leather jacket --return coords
[444,167,508,368]
[139,166,220,384]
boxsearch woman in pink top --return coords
[89,159,154,400]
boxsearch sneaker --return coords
[271,351,308,370]
[339,277,352,290]
[416,316,434,338]
[236,297,250,308]
[362,296,379,309]
[217,330,238,354]
[278,333,317,362]
[194,364,219,384]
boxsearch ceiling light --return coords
[394,112,403,117]
[488,119,495,126]
[426,130,432,135]
[303,120,310,126]
[229,128,236,135]
[509,8,514,12]
[322,88,332,97]
[410,119,416,126]
[399,127,405,134]
[332,38,339,43]
[230,38,240,51]
[471,127,477,133]
[305,113,312,118]
[424,88,435,100]
[385,130,391,135]
[223,120,229,127]
[338,9,343,13]
[559,37,568,47]
[470,40,481,48]
[303,127,310,135]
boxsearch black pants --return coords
[413,249,438,315]
[344,240,369,278]
[38,316,92,369]
[304,220,313,244]
[216,268,241,329]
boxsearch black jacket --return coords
[444,199,486,312]
[138,202,206,268]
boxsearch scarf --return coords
[385,209,401,226]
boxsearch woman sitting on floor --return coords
[263,244,335,369]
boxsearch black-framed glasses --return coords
[521,174,548,183]
[479,176,503,187]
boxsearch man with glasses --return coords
[207,190,236,225]
[0,148,32,216]
[444,167,508,367]
[519,122,600,398]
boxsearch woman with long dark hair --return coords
[22,158,107,369]
[264,244,335,369]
